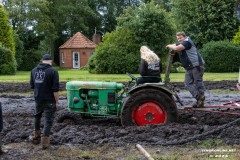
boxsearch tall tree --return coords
[27,0,102,63]
[95,0,144,33]
[3,0,30,33]
[152,0,172,12]
[90,2,176,74]
[0,5,15,54]
[117,1,176,54]
[172,0,239,47]
[3,0,31,70]
[0,4,16,74]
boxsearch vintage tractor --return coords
[57,52,180,126]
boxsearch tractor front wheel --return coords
[121,89,178,126]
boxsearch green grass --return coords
[4,142,240,160]
[0,67,239,82]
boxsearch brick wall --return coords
[59,48,94,68]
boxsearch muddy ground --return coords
[0,81,240,159]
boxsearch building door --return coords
[73,52,80,68]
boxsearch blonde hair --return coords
[140,46,160,63]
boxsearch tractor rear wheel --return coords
[121,88,178,126]
[56,111,82,125]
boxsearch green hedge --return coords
[0,47,16,75]
[89,28,139,74]
[200,41,240,72]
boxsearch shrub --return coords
[171,62,184,73]
[200,41,240,72]
[88,55,97,73]
[232,26,240,45]
[0,47,17,75]
[89,28,139,74]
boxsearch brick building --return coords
[59,32,100,69]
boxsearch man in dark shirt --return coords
[166,32,205,108]
[30,54,59,149]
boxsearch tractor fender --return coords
[128,83,174,98]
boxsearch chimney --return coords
[92,34,101,45]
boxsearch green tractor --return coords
[57,53,180,126]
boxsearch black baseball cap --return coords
[42,54,52,60]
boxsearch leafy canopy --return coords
[89,2,176,74]
[172,0,239,48]
[0,5,16,74]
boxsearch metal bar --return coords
[194,105,240,109]
[164,50,175,83]
[222,100,240,105]
[185,109,240,116]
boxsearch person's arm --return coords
[54,92,59,110]
[30,71,34,89]
[52,70,60,110]
[166,44,185,52]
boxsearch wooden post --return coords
[136,144,154,160]
[164,49,175,84]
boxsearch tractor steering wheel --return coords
[125,72,137,90]
[126,72,137,81]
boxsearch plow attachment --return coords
[184,100,240,116]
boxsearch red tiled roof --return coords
[59,32,96,49]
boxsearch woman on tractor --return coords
[137,46,162,85]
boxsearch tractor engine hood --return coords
[66,81,124,90]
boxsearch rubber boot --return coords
[41,136,50,149]
[32,130,41,145]
[197,96,205,108]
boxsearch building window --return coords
[61,52,64,63]
[90,51,94,57]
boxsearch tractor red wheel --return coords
[121,88,178,126]
[133,101,167,126]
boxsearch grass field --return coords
[0,68,239,82]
